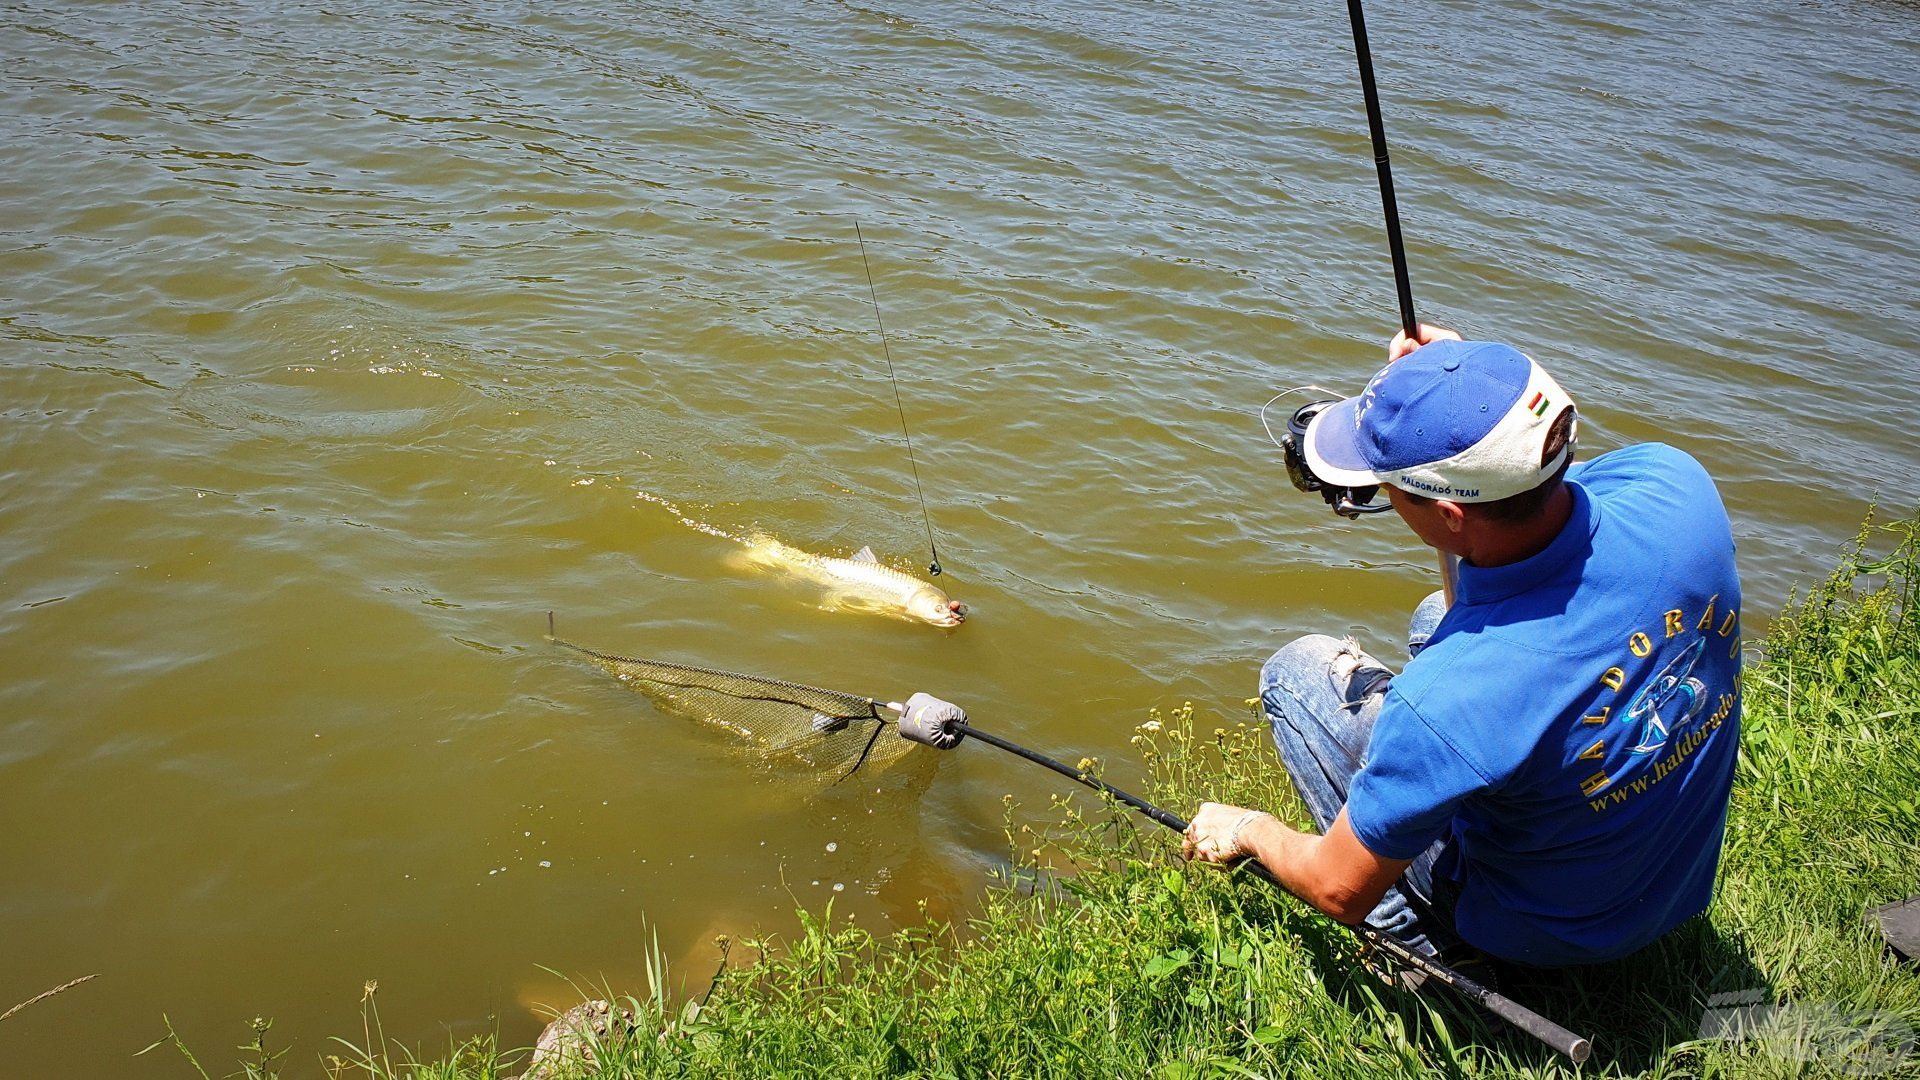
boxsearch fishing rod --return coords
[908,713,1593,1064]
[853,220,944,578]
[1341,0,1460,603]
[1345,0,1416,341]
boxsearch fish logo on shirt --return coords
[1625,638,1709,757]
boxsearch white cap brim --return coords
[1301,396,1383,488]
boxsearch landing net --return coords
[549,632,914,779]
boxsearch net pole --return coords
[953,720,1591,1063]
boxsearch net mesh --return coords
[550,635,916,777]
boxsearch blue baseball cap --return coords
[1302,340,1577,503]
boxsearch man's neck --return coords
[1459,483,1575,569]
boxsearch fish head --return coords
[905,586,966,627]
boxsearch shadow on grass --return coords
[1294,912,1768,1074]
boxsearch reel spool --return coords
[1262,389,1396,521]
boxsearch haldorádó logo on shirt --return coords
[1578,595,1740,807]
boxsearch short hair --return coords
[1398,407,1577,524]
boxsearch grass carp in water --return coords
[738,537,966,627]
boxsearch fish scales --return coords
[743,537,965,627]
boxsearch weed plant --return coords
[176,516,1920,1078]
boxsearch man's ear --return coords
[1435,499,1468,534]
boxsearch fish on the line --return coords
[738,536,966,627]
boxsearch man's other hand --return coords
[1182,804,1413,924]
[1183,801,1272,865]
[1388,323,1464,362]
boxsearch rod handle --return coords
[1481,989,1592,1064]
[1438,552,1459,608]
[1216,831,1592,1062]
[1352,920,1591,1062]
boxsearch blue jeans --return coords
[1259,590,1459,957]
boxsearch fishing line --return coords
[1258,385,1343,453]
[853,220,943,578]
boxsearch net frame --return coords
[549,633,903,780]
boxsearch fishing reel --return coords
[1262,389,1396,521]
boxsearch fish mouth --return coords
[910,597,966,627]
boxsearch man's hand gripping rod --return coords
[891,698,1591,1064]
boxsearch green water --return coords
[1,1,1915,1074]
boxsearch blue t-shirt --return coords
[1346,443,1742,966]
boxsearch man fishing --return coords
[1174,325,1743,971]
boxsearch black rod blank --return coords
[1345,0,1420,340]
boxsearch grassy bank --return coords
[185,517,1920,1078]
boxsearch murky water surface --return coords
[2,0,1915,1072]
